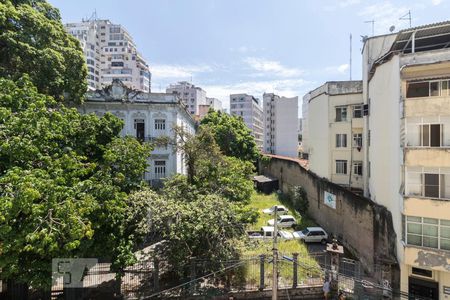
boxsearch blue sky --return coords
[50,0,449,112]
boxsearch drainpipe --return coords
[411,31,417,53]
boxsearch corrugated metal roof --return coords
[390,20,450,53]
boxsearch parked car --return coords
[262,205,288,215]
[267,215,296,227]
[247,226,294,240]
[293,227,328,244]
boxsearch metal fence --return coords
[1,252,394,300]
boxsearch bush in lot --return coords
[291,185,309,215]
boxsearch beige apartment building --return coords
[302,81,364,191]
[363,22,450,299]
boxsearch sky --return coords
[50,0,450,113]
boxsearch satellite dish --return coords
[389,25,396,32]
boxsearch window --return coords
[420,124,442,147]
[336,160,347,174]
[412,267,433,278]
[336,107,347,122]
[353,133,362,148]
[336,134,347,148]
[353,161,363,176]
[407,80,450,98]
[407,82,431,98]
[406,216,450,250]
[111,61,124,67]
[134,119,145,141]
[353,105,363,118]
[424,174,440,198]
[154,161,166,179]
[154,119,165,130]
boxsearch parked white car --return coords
[293,227,328,244]
[267,215,296,227]
[248,226,294,240]
[262,205,288,215]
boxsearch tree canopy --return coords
[0,0,87,102]
[0,78,152,288]
[162,126,254,203]
[200,110,260,162]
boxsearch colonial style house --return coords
[78,79,196,185]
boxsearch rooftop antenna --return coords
[364,20,375,36]
[399,10,412,28]
[86,10,98,22]
[349,33,352,80]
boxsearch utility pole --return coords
[365,20,375,36]
[272,206,278,300]
[349,33,352,81]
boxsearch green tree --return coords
[200,110,260,162]
[0,77,152,289]
[162,126,254,203]
[0,0,87,102]
[131,188,246,276]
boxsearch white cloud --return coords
[324,64,350,75]
[243,57,304,78]
[432,0,442,5]
[337,64,350,73]
[339,0,361,7]
[150,64,213,79]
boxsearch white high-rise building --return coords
[230,93,264,150]
[166,81,207,116]
[263,93,298,158]
[66,18,151,92]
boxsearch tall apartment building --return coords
[66,19,151,92]
[198,97,223,119]
[263,93,299,158]
[302,81,364,191]
[362,22,450,299]
[230,94,264,150]
[166,81,207,116]
[206,97,223,111]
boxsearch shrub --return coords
[291,186,308,215]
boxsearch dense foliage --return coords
[200,110,260,162]
[164,126,254,203]
[0,0,87,102]
[0,76,151,288]
[129,187,250,276]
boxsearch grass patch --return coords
[246,191,316,231]
[239,192,323,286]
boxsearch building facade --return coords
[79,80,195,185]
[230,93,264,150]
[302,81,364,190]
[263,93,299,158]
[166,81,208,116]
[362,22,450,299]
[66,19,151,92]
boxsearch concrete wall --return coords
[260,155,399,285]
